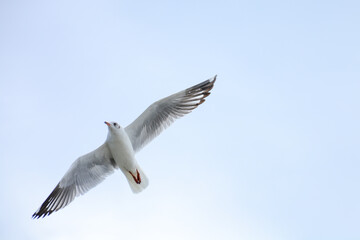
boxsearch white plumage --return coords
[32,75,216,218]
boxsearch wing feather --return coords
[32,144,116,218]
[125,75,216,152]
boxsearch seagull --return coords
[32,75,216,218]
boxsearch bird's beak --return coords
[104,121,111,126]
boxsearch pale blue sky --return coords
[0,0,359,239]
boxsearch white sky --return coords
[0,0,359,239]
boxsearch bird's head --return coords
[104,121,121,131]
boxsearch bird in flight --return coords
[32,75,216,218]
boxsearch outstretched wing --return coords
[125,75,216,153]
[32,144,116,218]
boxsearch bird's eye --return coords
[113,123,117,126]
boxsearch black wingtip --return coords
[32,210,45,219]
[32,209,53,219]
[31,183,62,219]
[208,75,217,84]
[32,212,42,219]
[212,74,217,82]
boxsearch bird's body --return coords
[33,75,216,218]
[105,122,149,192]
[106,123,136,171]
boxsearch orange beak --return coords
[104,121,111,126]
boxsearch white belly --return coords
[106,130,137,171]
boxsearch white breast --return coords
[106,128,137,171]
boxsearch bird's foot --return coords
[129,169,141,184]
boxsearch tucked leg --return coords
[129,169,141,184]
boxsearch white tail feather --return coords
[122,165,149,193]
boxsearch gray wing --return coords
[32,144,116,218]
[125,75,216,153]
